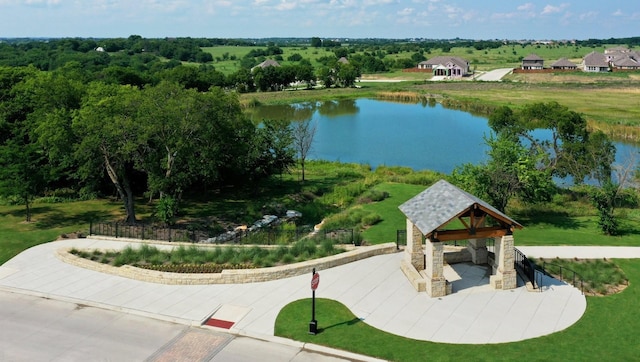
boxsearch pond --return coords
[247,98,637,176]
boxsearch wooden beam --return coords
[430,226,509,242]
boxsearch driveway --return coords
[475,68,513,81]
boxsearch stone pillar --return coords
[405,219,424,271]
[467,238,488,265]
[490,235,517,290]
[425,239,447,297]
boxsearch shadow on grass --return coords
[514,210,582,230]
[34,210,114,230]
[318,317,363,334]
[5,205,54,219]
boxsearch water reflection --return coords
[247,98,638,176]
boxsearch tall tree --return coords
[291,119,316,182]
[0,66,52,221]
[451,133,554,212]
[73,83,144,224]
[488,102,616,184]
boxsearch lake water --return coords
[247,98,637,176]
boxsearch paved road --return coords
[0,291,358,362]
[475,68,513,81]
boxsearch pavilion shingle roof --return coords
[398,180,521,236]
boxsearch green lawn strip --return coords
[0,199,135,265]
[360,182,426,244]
[359,182,640,247]
[276,260,640,361]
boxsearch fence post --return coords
[115,223,119,238]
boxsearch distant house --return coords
[582,51,609,72]
[550,58,577,70]
[604,47,640,70]
[251,59,280,72]
[337,57,349,64]
[417,56,470,78]
[612,56,640,70]
[521,54,544,70]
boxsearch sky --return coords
[0,0,639,40]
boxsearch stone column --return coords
[467,238,488,265]
[424,239,447,297]
[490,235,517,290]
[405,219,424,271]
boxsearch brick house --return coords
[521,54,544,70]
[417,56,470,78]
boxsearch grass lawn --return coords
[275,258,640,361]
[358,182,640,247]
[0,199,135,265]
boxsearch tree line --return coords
[0,66,308,224]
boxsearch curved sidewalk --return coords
[0,239,622,345]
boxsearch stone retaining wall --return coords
[56,243,398,285]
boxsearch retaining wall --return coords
[56,243,398,285]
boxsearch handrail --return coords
[541,262,585,295]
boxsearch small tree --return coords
[291,119,316,182]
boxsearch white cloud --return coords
[517,3,534,11]
[275,0,297,11]
[612,9,623,16]
[579,11,597,21]
[541,3,569,15]
[397,7,413,16]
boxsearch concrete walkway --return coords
[475,68,513,81]
[0,238,605,348]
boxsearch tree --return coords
[310,37,322,48]
[488,102,616,184]
[336,63,360,88]
[73,83,144,224]
[451,133,554,212]
[589,151,639,235]
[0,66,64,221]
[291,119,316,182]
[251,119,296,181]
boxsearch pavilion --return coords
[399,180,523,297]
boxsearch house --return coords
[521,54,544,70]
[550,58,577,70]
[337,57,349,64]
[612,56,640,70]
[582,51,609,72]
[417,56,470,78]
[605,47,640,70]
[251,59,280,72]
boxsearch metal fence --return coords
[541,262,585,294]
[89,221,353,245]
[514,247,540,289]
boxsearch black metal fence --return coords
[541,262,585,294]
[514,247,540,289]
[89,221,354,245]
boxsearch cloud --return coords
[579,11,597,21]
[541,3,569,15]
[517,3,534,11]
[612,9,623,16]
[397,7,413,16]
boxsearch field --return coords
[211,41,638,141]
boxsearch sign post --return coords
[309,268,320,335]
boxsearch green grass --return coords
[0,199,144,265]
[276,260,640,361]
[74,238,345,270]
